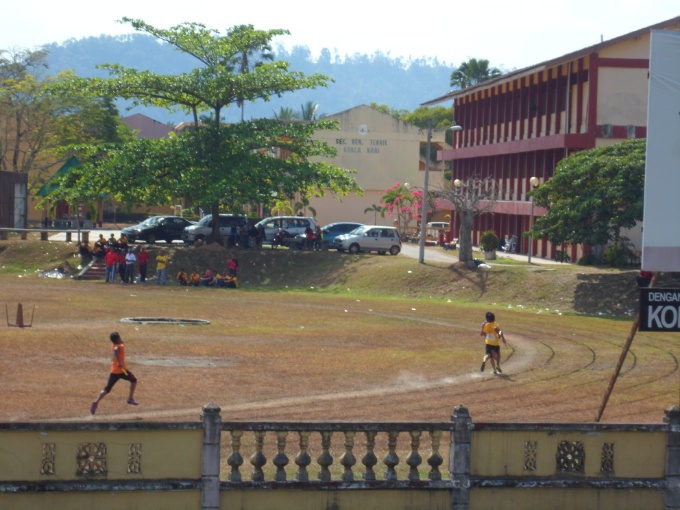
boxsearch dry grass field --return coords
[0,237,677,426]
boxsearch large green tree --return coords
[0,49,130,189]
[531,139,646,252]
[49,19,360,242]
[450,58,501,89]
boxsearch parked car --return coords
[333,225,401,255]
[181,214,247,244]
[293,222,363,250]
[255,216,317,245]
[122,216,195,244]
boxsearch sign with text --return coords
[640,289,680,331]
[641,30,680,271]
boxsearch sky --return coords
[1,0,678,71]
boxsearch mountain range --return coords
[44,34,455,125]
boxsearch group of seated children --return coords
[92,233,129,258]
[176,268,238,288]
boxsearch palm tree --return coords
[227,24,275,121]
[293,197,310,215]
[364,204,385,225]
[300,101,319,120]
[273,106,299,120]
[270,199,294,216]
[450,58,502,89]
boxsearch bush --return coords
[480,230,499,252]
[604,239,635,268]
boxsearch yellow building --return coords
[308,105,450,227]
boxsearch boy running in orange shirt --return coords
[91,332,139,415]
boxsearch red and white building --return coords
[424,16,680,261]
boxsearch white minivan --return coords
[255,216,317,243]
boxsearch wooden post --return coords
[450,405,471,510]
[201,402,221,510]
[595,272,660,422]
[666,406,680,510]
[15,303,24,328]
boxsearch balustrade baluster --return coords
[383,431,400,481]
[249,430,267,481]
[295,431,312,482]
[227,430,244,482]
[317,430,333,482]
[362,431,378,481]
[427,430,443,481]
[406,430,422,481]
[272,431,289,482]
[339,431,356,481]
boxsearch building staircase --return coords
[74,257,106,281]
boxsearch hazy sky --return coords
[1,0,678,70]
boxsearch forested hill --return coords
[44,34,455,125]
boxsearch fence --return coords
[0,404,678,510]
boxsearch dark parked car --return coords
[294,222,363,250]
[122,216,195,244]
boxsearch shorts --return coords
[104,371,137,392]
[485,344,500,356]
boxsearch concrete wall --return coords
[1,405,677,510]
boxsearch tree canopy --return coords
[0,48,132,189]
[48,19,361,241]
[531,139,646,249]
[435,176,500,266]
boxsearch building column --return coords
[201,402,222,510]
[450,405,472,510]
[666,406,680,509]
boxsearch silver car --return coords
[333,225,401,255]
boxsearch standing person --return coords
[125,248,136,284]
[156,249,168,285]
[480,311,507,374]
[137,246,150,283]
[117,248,127,283]
[104,248,117,283]
[90,332,139,415]
[256,224,265,249]
[228,255,239,277]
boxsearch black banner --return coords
[639,289,680,332]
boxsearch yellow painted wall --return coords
[470,488,662,510]
[221,488,451,510]
[470,430,665,478]
[0,429,202,481]
[597,67,649,127]
[310,105,429,225]
[0,491,201,510]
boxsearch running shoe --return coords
[496,366,502,373]
[127,399,139,406]
[493,368,498,374]
[480,362,486,372]
[90,402,98,415]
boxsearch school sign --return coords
[640,289,680,331]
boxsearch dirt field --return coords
[0,242,677,425]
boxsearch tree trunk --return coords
[210,203,223,245]
[458,213,475,267]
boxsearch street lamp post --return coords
[419,121,462,264]
[528,176,540,263]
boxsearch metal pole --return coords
[418,119,433,264]
[528,196,534,263]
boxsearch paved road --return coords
[399,241,562,265]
